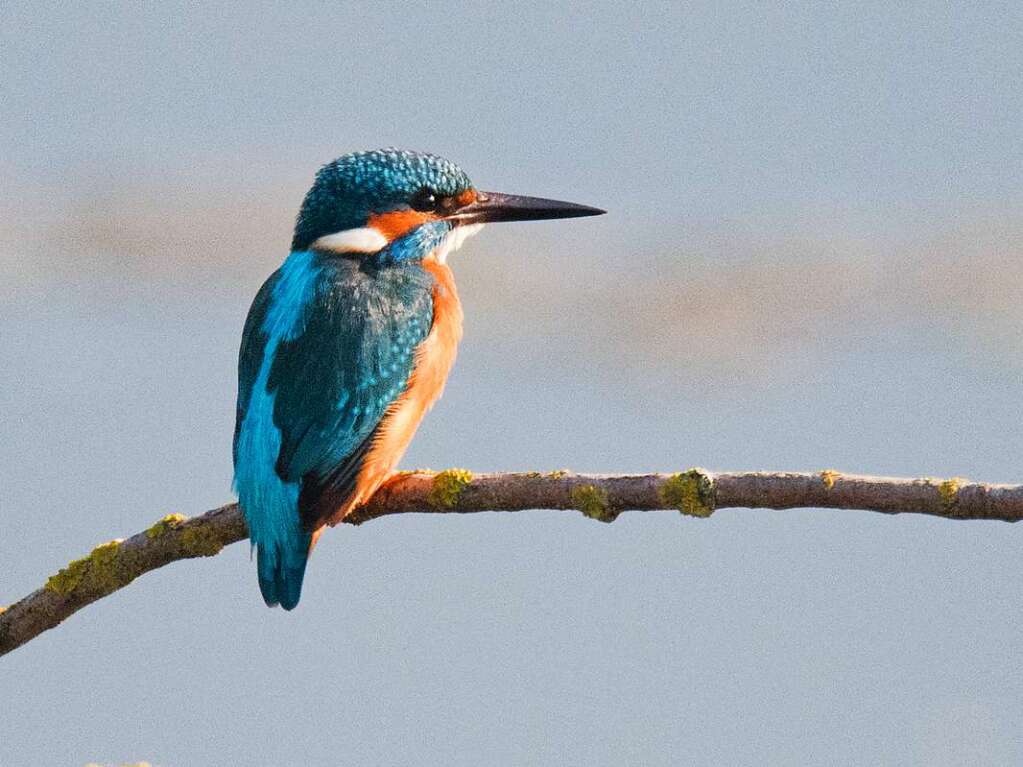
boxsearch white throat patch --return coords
[433,223,485,264]
[311,227,388,254]
[310,222,484,262]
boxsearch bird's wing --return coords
[234,273,278,466]
[268,262,434,528]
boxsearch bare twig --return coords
[3,469,1020,657]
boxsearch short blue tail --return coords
[256,535,311,610]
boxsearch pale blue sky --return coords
[2,2,1022,765]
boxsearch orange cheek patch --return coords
[367,210,438,242]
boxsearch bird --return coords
[233,148,604,609]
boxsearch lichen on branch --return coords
[660,469,715,518]
[2,468,1022,658]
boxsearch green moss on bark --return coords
[572,484,615,522]
[145,513,187,539]
[428,469,474,509]
[661,469,715,518]
[45,540,129,596]
[180,525,225,557]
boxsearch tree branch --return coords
[3,468,1021,657]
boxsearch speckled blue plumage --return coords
[233,251,321,609]
[235,150,474,609]
[234,248,438,608]
[292,148,472,250]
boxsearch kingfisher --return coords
[233,148,604,609]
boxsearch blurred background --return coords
[2,2,1022,765]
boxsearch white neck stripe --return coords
[311,227,388,254]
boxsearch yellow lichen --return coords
[661,469,715,518]
[572,484,615,522]
[428,468,474,509]
[145,513,188,539]
[180,525,225,557]
[547,469,569,479]
[45,539,127,596]
[820,470,840,490]
[939,478,962,511]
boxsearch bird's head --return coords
[292,148,604,264]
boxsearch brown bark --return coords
[2,469,1019,658]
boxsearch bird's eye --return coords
[410,188,438,212]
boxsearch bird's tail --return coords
[256,533,311,611]
[234,426,311,609]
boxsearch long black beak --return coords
[450,191,605,225]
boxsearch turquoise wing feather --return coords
[233,251,433,608]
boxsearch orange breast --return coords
[326,257,463,524]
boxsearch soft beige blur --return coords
[8,180,1018,382]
